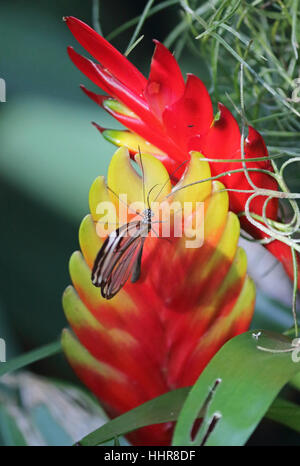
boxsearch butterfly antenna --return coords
[138,146,147,208]
[106,185,142,217]
[165,174,213,201]
[153,159,190,203]
[147,183,159,209]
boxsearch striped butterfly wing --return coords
[92,221,148,299]
[102,235,146,299]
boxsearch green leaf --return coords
[125,0,155,54]
[106,0,179,41]
[172,330,300,446]
[266,398,300,434]
[289,371,300,391]
[76,330,300,446]
[76,387,190,446]
[0,340,61,377]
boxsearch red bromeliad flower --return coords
[62,147,255,445]
[64,16,299,288]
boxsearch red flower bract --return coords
[62,147,255,445]
[64,16,300,287]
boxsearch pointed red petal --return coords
[67,46,112,94]
[163,74,213,151]
[91,121,106,134]
[198,104,278,221]
[196,103,243,213]
[68,47,162,131]
[90,93,185,163]
[245,126,269,165]
[267,240,300,289]
[70,324,168,399]
[144,40,185,120]
[200,103,241,164]
[244,125,278,221]
[63,334,173,446]
[64,16,147,95]
[92,121,182,173]
[80,85,107,106]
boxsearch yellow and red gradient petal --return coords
[107,146,171,208]
[168,242,247,348]
[62,146,255,446]
[68,251,166,367]
[157,213,242,375]
[79,214,103,268]
[62,329,173,446]
[143,201,230,309]
[99,96,186,163]
[89,176,112,221]
[92,123,179,175]
[171,152,212,206]
[102,97,139,119]
[181,276,255,385]
[204,181,229,243]
[98,127,166,158]
[166,247,252,388]
[192,212,240,287]
[63,286,168,400]
[88,175,119,241]
[81,84,186,164]
[163,211,240,317]
[61,329,147,414]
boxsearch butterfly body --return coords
[141,207,155,225]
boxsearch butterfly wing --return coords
[102,235,146,299]
[92,221,147,299]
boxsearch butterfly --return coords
[91,155,189,300]
[91,208,154,299]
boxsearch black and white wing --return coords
[91,222,147,299]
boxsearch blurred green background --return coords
[0,0,300,445]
